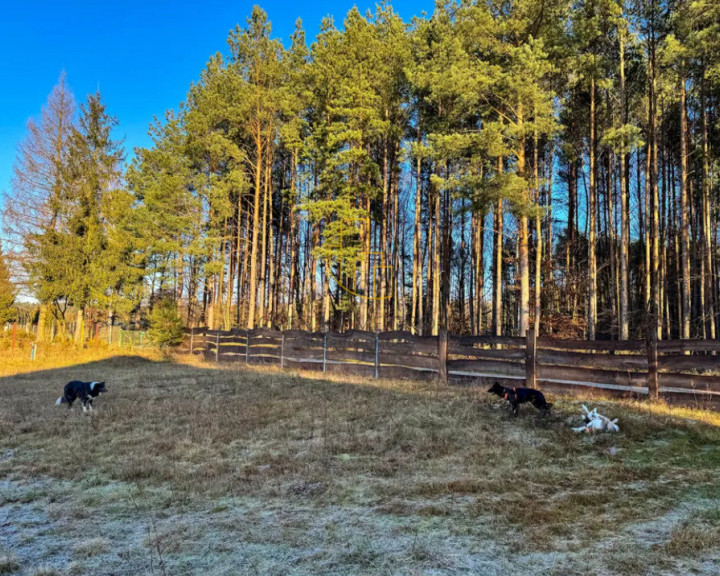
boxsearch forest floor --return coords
[1,350,720,575]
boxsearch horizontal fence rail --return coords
[179,328,720,409]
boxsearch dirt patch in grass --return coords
[1,351,720,574]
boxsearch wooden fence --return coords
[180,328,720,408]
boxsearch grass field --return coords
[1,351,720,575]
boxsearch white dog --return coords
[572,404,619,433]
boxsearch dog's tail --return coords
[55,396,65,406]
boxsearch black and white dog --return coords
[488,381,552,416]
[56,381,107,413]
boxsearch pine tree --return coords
[148,297,185,349]
[227,6,285,329]
[71,1,720,341]
[128,111,203,323]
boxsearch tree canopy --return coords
[6,0,720,342]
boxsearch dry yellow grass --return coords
[0,342,162,377]
[1,350,719,575]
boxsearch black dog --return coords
[487,381,552,416]
[56,381,107,412]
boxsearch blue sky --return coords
[0,0,435,221]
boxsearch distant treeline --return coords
[3,0,720,344]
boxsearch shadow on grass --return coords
[0,353,495,486]
[0,353,446,409]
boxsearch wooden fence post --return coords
[281,333,285,369]
[526,329,537,389]
[322,333,327,373]
[438,329,448,385]
[647,338,659,400]
[11,322,16,352]
[245,330,250,365]
[215,330,220,362]
[374,333,379,379]
[189,329,194,354]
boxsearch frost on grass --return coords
[0,354,720,574]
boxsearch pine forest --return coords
[4,0,720,343]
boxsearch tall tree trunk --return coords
[426,184,434,335]
[411,134,423,335]
[432,178,441,335]
[701,75,716,338]
[240,207,251,326]
[567,159,577,317]
[534,120,542,337]
[287,150,299,329]
[398,204,407,330]
[258,155,271,325]
[217,221,227,330]
[619,25,630,339]
[588,78,598,340]
[644,145,652,322]
[392,163,401,330]
[36,305,48,343]
[517,105,530,337]
[225,228,235,330]
[74,308,85,346]
[247,137,263,329]
[680,72,691,339]
[441,172,452,331]
[493,158,504,336]
[379,138,389,331]
[474,210,485,335]
[545,151,554,318]
[322,261,331,332]
[459,199,467,331]
[310,224,319,332]
[268,192,281,328]
[359,194,370,330]
[607,149,618,337]
[650,41,661,340]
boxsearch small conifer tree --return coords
[147,298,185,348]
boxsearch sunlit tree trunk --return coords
[247,134,263,329]
[680,72,691,339]
[619,26,630,340]
[432,179,441,335]
[588,78,598,340]
[533,119,542,337]
[650,40,661,340]
[701,75,716,338]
